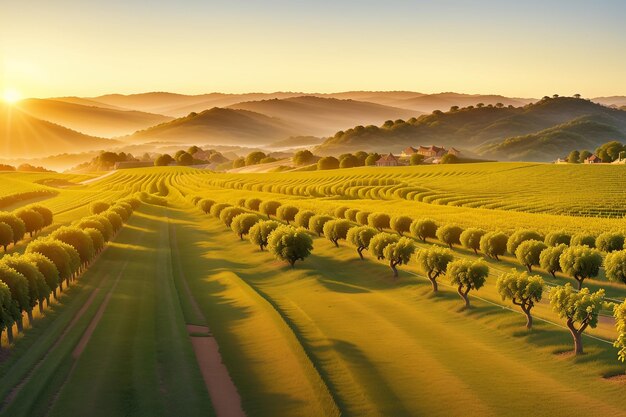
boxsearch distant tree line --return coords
[567,140,626,163]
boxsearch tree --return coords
[0,280,14,346]
[544,230,571,247]
[30,205,53,227]
[23,252,60,300]
[596,232,624,253]
[245,198,262,211]
[365,154,378,166]
[567,150,580,163]
[308,215,334,237]
[409,153,424,165]
[390,216,412,236]
[209,203,231,218]
[293,150,316,166]
[447,259,489,309]
[367,212,390,232]
[277,205,299,224]
[50,227,95,266]
[323,220,352,247]
[515,240,547,272]
[231,213,259,240]
[549,284,605,355]
[368,233,399,260]
[410,218,438,242]
[2,255,50,320]
[83,227,105,254]
[383,238,415,278]
[339,155,358,169]
[460,228,486,254]
[248,220,280,250]
[415,246,454,292]
[344,208,359,222]
[355,211,371,226]
[267,226,313,267]
[334,206,349,219]
[436,224,463,249]
[294,210,315,228]
[220,207,246,228]
[102,211,123,232]
[317,156,340,170]
[245,151,267,166]
[574,94,581,99]
[614,301,626,363]
[539,244,567,278]
[75,216,113,241]
[559,245,602,289]
[496,270,544,329]
[0,213,25,244]
[154,154,174,166]
[232,157,246,168]
[578,150,592,163]
[15,208,44,237]
[440,154,459,164]
[604,250,626,284]
[0,263,29,333]
[507,229,543,255]
[199,199,215,214]
[26,239,72,289]
[570,233,595,247]
[480,231,508,260]
[259,200,281,219]
[177,151,194,166]
[346,226,377,259]
[0,222,13,252]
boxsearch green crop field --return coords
[1,162,626,417]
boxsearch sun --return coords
[2,88,22,104]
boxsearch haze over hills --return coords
[126,107,298,146]
[0,105,118,159]
[226,96,419,137]
[593,96,626,108]
[15,98,173,138]
[315,97,626,161]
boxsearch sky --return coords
[1,0,625,99]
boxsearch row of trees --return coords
[232,151,278,169]
[192,194,626,358]
[0,197,140,346]
[0,205,54,252]
[567,141,626,164]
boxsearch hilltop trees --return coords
[383,237,415,278]
[447,259,489,309]
[410,218,437,242]
[415,246,454,292]
[346,226,378,259]
[539,244,567,278]
[515,240,547,272]
[231,213,259,240]
[496,270,544,329]
[550,285,605,355]
[460,228,486,254]
[249,220,280,251]
[436,224,463,249]
[559,245,602,289]
[390,215,412,236]
[267,226,313,267]
[323,220,352,247]
[479,231,508,260]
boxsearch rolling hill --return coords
[394,92,535,113]
[15,98,173,137]
[592,96,626,108]
[126,107,299,146]
[315,97,626,160]
[226,96,419,136]
[0,105,119,159]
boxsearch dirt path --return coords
[169,220,246,417]
[78,170,117,185]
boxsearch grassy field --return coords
[1,163,626,417]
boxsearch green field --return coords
[1,163,626,417]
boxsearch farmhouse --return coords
[401,146,418,157]
[376,153,400,167]
[418,145,447,158]
[584,154,602,164]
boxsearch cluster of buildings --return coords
[375,145,461,166]
[555,154,625,164]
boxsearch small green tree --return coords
[559,245,603,289]
[515,240,547,272]
[383,237,415,278]
[344,208,359,222]
[2,255,50,321]
[578,150,592,163]
[259,200,281,219]
[368,233,399,260]
[0,263,29,333]
[0,222,13,252]
[317,156,340,170]
[83,228,105,254]
[294,210,315,228]
[209,203,231,218]
[245,198,262,211]
[0,213,25,244]
[479,231,508,261]
[567,150,580,163]
[231,213,259,240]
[220,207,247,228]
[245,151,267,166]
[507,229,543,255]
[355,211,371,226]
[267,226,313,267]
[415,246,454,292]
[440,154,459,164]
[390,215,412,236]
[570,233,596,247]
[50,227,95,266]
[539,244,567,278]
[544,230,571,247]
[409,153,424,165]
[248,220,280,251]
[323,220,352,247]
[26,240,72,290]
[308,215,333,237]
[596,232,625,253]
[436,224,463,249]
[333,206,349,219]
[15,208,44,237]
[368,213,391,232]
[23,252,59,300]
[410,218,438,242]
[550,284,605,355]
[604,250,626,284]
[460,228,486,255]
[447,259,489,309]
[346,226,378,259]
[89,201,110,215]
[199,199,216,214]
[496,270,544,329]
[277,205,299,224]
[614,301,626,363]
[30,205,53,228]
[0,280,14,346]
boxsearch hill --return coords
[126,107,298,146]
[315,97,626,159]
[227,96,419,137]
[593,96,626,108]
[15,98,173,137]
[0,105,119,159]
[394,92,534,113]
